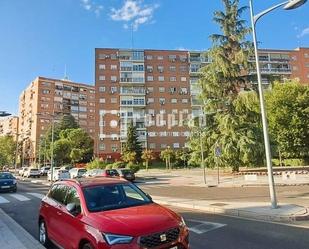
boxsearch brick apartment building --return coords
[0,116,18,138]
[18,77,95,164]
[94,47,309,160]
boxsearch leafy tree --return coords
[160,147,175,170]
[141,149,155,171]
[122,122,142,162]
[0,136,15,167]
[122,151,137,164]
[265,81,309,162]
[52,139,71,165]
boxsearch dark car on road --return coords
[0,172,17,192]
[38,178,189,249]
[116,168,136,182]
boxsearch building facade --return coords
[0,116,18,138]
[18,77,95,164]
[94,47,309,160]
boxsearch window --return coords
[65,187,81,211]
[159,87,165,93]
[110,87,117,93]
[160,132,167,137]
[133,64,144,71]
[41,82,51,87]
[170,77,176,82]
[170,87,176,93]
[157,55,164,60]
[158,76,164,81]
[169,66,176,72]
[180,87,188,94]
[168,55,177,61]
[161,144,167,149]
[42,89,50,94]
[306,63,309,68]
[111,144,118,152]
[79,106,87,112]
[99,98,105,103]
[159,109,166,114]
[305,53,309,58]
[146,55,153,60]
[181,77,187,82]
[159,98,165,105]
[171,98,177,104]
[293,66,298,71]
[147,87,154,93]
[111,98,117,104]
[99,144,105,151]
[99,75,105,81]
[48,184,68,204]
[111,54,117,60]
[111,65,117,70]
[180,65,187,72]
[173,132,179,137]
[179,55,187,62]
[146,65,153,73]
[149,143,156,149]
[99,64,105,70]
[147,76,154,81]
[173,143,180,148]
[148,109,155,115]
[182,98,189,103]
[111,76,117,82]
[99,86,106,92]
[157,66,164,73]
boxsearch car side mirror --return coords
[146,193,152,201]
[66,203,81,216]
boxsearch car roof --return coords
[59,177,128,188]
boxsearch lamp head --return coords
[284,0,307,10]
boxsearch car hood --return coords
[86,203,180,236]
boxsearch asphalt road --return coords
[0,180,309,249]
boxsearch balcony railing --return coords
[249,68,292,74]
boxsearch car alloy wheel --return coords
[39,220,50,246]
[82,243,94,249]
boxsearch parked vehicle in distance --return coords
[69,168,87,179]
[47,167,60,181]
[60,165,74,171]
[40,167,50,176]
[85,169,120,178]
[0,172,17,192]
[24,168,41,178]
[18,167,28,176]
[38,178,189,249]
[47,169,70,181]
[116,168,136,182]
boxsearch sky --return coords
[0,0,308,115]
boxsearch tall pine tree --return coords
[122,122,142,162]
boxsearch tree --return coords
[141,149,155,171]
[122,122,142,162]
[121,151,137,164]
[189,0,254,172]
[265,81,309,162]
[0,136,15,167]
[160,147,175,170]
[52,139,71,166]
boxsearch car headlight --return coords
[13,180,17,185]
[179,216,186,228]
[103,233,133,245]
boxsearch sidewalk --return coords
[0,208,45,249]
[153,195,309,223]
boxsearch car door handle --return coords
[56,211,62,216]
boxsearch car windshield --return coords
[83,183,152,212]
[0,173,14,179]
[120,169,132,174]
[108,170,120,176]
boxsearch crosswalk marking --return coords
[0,196,9,204]
[10,194,30,201]
[27,192,45,199]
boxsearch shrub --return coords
[127,162,140,173]
[86,158,108,170]
[111,161,126,169]
[105,164,113,169]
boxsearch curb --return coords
[0,208,45,249]
[153,199,309,223]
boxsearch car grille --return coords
[140,227,180,248]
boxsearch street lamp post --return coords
[249,0,307,209]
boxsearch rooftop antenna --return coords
[63,64,69,81]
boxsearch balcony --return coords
[249,68,292,75]
[120,77,145,84]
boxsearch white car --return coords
[18,167,28,176]
[24,168,40,178]
[47,168,70,181]
[69,168,87,178]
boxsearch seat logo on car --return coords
[160,234,167,242]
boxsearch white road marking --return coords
[10,194,30,201]
[0,196,10,204]
[27,192,45,199]
[188,219,227,234]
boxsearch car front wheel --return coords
[82,242,94,249]
[39,219,51,247]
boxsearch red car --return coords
[38,178,189,249]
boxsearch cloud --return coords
[80,0,104,17]
[297,27,309,38]
[110,0,159,31]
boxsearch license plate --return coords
[1,186,10,189]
